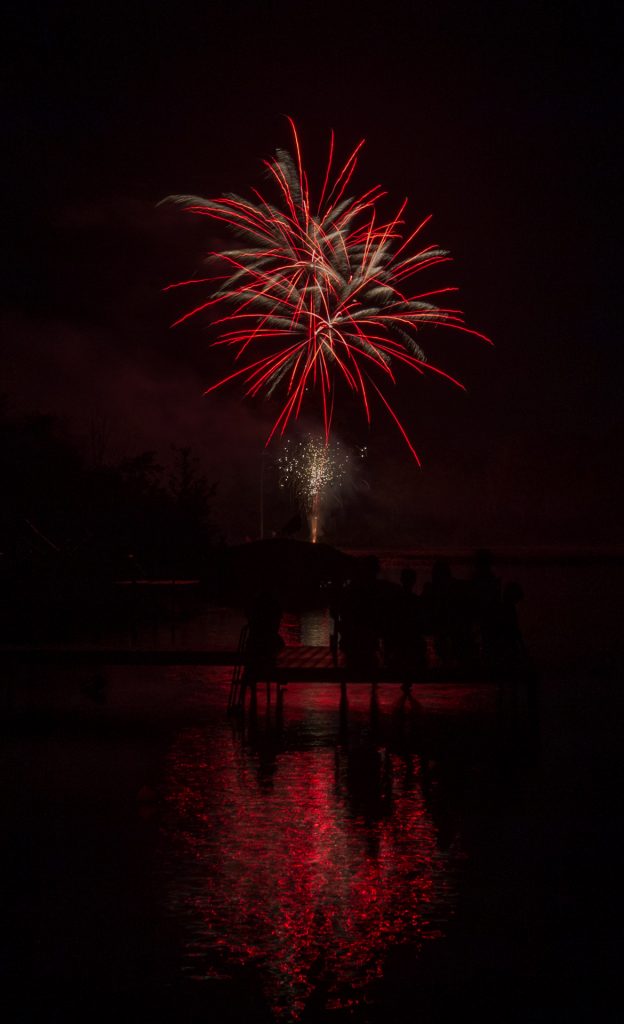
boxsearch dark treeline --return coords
[0,406,221,641]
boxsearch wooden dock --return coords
[0,643,537,727]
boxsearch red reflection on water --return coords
[160,686,463,1020]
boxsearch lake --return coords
[1,552,622,1022]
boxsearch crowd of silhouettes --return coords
[333,550,526,676]
[240,589,285,701]
[238,549,527,704]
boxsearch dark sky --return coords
[2,0,622,547]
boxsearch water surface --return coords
[155,673,499,1020]
[4,552,622,1021]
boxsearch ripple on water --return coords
[157,679,476,1020]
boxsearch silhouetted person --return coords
[241,590,284,700]
[421,559,465,666]
[337,556,383,673]
[381,566,427,678]
[470,548,502,667]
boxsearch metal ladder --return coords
[227,625,249,713]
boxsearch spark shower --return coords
[164,119,490,463]
[277,435,365,543]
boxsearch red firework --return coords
[164,119,490,462]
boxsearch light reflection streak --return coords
[160,690,463,1020]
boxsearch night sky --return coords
[2,0,622,547]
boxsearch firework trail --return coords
[163,120,490,462]
[277,435,365,542]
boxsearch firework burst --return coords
[277,435,364,542]
[164,120,490,462]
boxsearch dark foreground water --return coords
[2,667,621,1023]
[1,556,623,1022]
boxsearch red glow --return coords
[161,684,461,1019]
[165,121,491,462]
